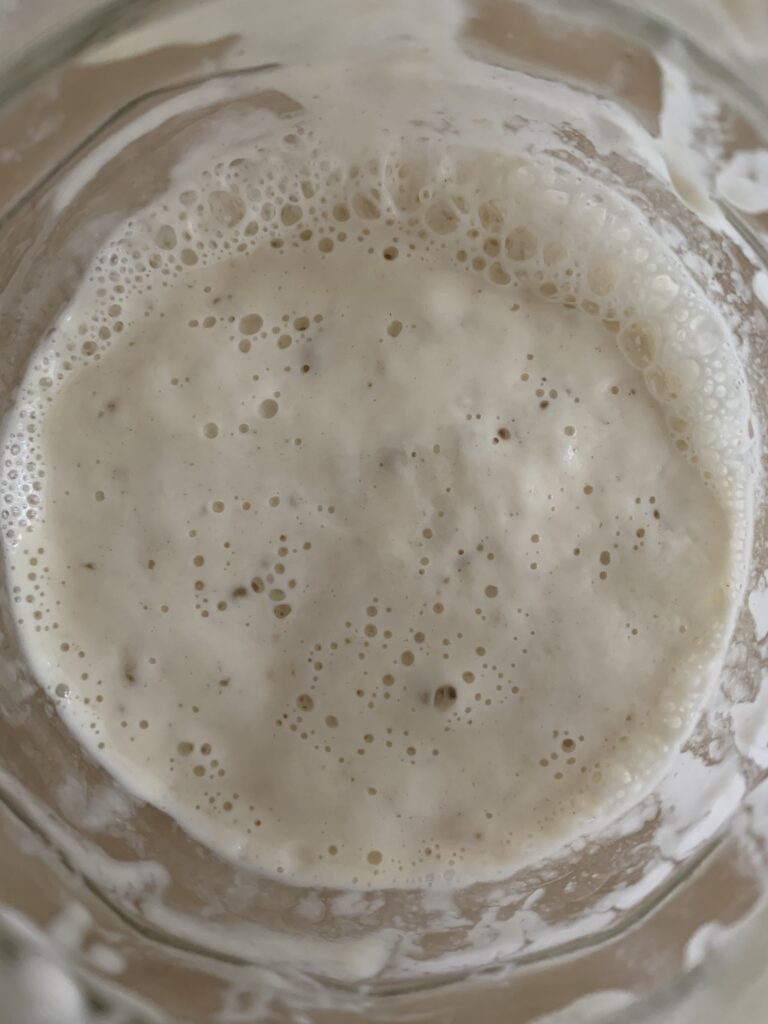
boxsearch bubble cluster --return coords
[2,129,753,541]
[0,123,755,888]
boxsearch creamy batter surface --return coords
[1,117,754,886]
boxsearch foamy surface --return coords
[0,110,755,887]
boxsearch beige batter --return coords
[0,125,754,887]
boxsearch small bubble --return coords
[155,225,178,250]
[434,685,457,709]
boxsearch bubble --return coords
[209,191,245,227]
[353,193,380,220]
[646,363,696,403]
[240,314,263,335]
[434,685,457,709]
[155,225,177,250]
[619,320,661,369]
[281,203,302,226]
[505,226,537,260]
[489,262,511,285]
[258,399,279,419]
[479,200,505,232]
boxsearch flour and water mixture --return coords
[0,60,756,890]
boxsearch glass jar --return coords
[0,2,767,1022]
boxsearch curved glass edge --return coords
[0,0,175,111]
[0,2,766,1023]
